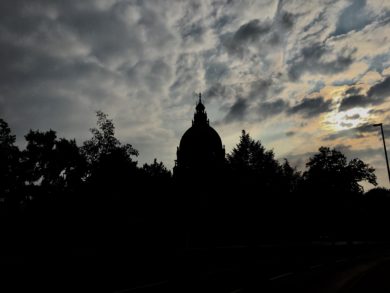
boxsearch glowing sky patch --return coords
[324,107,371,131]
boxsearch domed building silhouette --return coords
[174,93,225,179]
[173,93,226,248]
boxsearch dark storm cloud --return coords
[332,144,382,162]
[224,98,248,123]
[1,0,390,173]
[339,95,370,111]
[367,75,390,99]
[369,108,387,115]
[221,19,272,57]
[302,10,327,33]
[0,0,178,152]
[366,53,390,74]
[205,83,240,101]
[234,19,272,43]
[181,23,205,42]
[60,9,143,63]
[169,52,204,101]
[279,11,295,30]
[285,131,295,137]
[122,59,172,93]
[287,43,356,80]
[205,62,230,84]
[248,79,274,100]
[258,99,289,120]
[331,0,372,37]
[221,9,296,58]
[339,76,390,111]
[345,87,362,95]
[205,83,229,99]
[308,80,326,94]
[287,96,333,118]
[332,78,357,87]
[340,122,353,128]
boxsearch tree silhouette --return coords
[227,130,283,192]
[81,111,139,192]
[143,158,172,179]
[23,130,58,187]
[0,119,20,210]
[53,138,87,191]
[280,159,301,194]
[22,130,84,191]
[304,146,377,195]
[82,111,138,172]
[227,130,278,174]
[300,147,377,240]
[80,111,141,241]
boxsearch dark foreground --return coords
[1,241,390,292]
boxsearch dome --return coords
[180,124,222,149]
[175,93,225,171]
[179,124,223,167]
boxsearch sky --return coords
[1,0,390,189]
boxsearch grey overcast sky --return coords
[2,0,390,189]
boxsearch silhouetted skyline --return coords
[1,0,390,188]
[1,106,390,292]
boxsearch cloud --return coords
[248,78,276,100]
[322,122,387,141]
[221,8,296,58]
[234,19,272,43]
[223,98,248,123]
[308,80,326,94]
[257,99,289,120]
[205,62,230,85]
[287,96,333,118]
[345,87,362,95]
[367,75,390,99]
[331,0,373,37]
[339,95,370,111]
[346,113,361,120]
[339,76,390,111]
[0,0,181,160]
[205,83,234,100]
[287,42,356,80]
[332,144,382,163]
[1,0,390,178]
[221,19,271,58]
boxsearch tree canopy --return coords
[0,119,20,201]
[226,130,299,194]
[304,146,377,195]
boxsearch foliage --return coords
[227,130,284,191]
[227,130,279,171]
[82,111,138,166]
[0,118,20,198]
[22,130,86,194]
[303,146,377,194]
[82,111,139,185]
[280,159,302,193]
[142,158,172,179]
[0,118,16,146]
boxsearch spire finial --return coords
[199,92,202,103]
